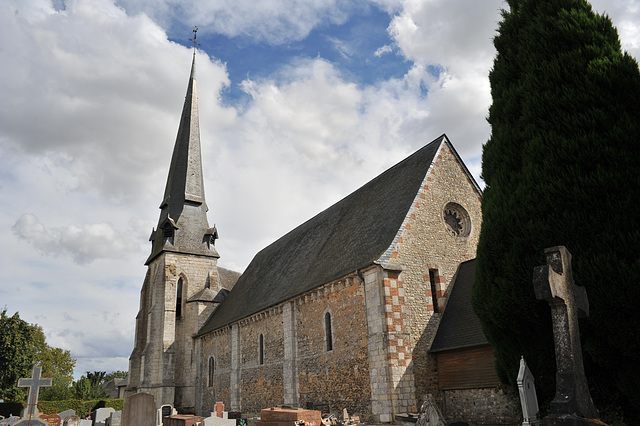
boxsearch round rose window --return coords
[443,202,471,238]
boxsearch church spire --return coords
[147,52,219,264]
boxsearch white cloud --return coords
[12,214,138,264]
[374,44,393,57]
[116,0,359,44]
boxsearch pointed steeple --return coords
[147,52,219,264]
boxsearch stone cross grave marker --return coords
[517,357,541,426]
[17,366,52,419]
[533,246,598,421]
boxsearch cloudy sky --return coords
[1,0,639,378]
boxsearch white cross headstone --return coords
[17,366,51,419]
[517,357,541,426]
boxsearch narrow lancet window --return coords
[325,312,333,351]
[429,269,440,313]
[208,357,215,387]
[176,278,183,318]
[259,334,264,365]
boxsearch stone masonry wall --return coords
[200,328,232,414]
[295,277,371,420]
[443,388,519,425]
[381,140,482,412]
[238,310,285,414]
[200,275,371,420]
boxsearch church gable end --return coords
[198,135,447,335]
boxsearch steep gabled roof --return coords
[197,135,447,335]
[429,258,489,352]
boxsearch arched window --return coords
[208,357,215,387]
[325,312,333,351]
[176,278,183,318]
[259,334,264,365]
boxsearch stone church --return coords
[126,55,516,424]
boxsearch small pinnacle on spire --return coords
[189,26,201,52]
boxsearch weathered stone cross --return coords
[18,366,52,418]
[532,246,598,422]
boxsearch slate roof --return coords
[429,258,489,352]
[197,135,446,336]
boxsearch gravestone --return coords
[415,394,445,426]
[79,421,92,426]
[17,366,52,419]
[58,410,76,423]
[203,412,235,426]
[122,393,155,426]
[517,357,541,426]
[0,416,21,426]
[92,407,115,426]
[105,411,121,426]
[63,416,81,426]
[158,404,177,426]
[39,413,61,426]
[533,246,599,424]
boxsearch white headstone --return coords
[203,413,236,426]
[517,357,542,426]
[93,407,115,426]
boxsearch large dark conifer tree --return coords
[473,0,640,419]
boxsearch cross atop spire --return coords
[189,26,201,51]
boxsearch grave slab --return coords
[258,407,322,426]
[163,415,206,426]
[13,419,48,426]
[0,416,21,426]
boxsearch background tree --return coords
[0,309,44,401]
[473,0,640,421]
[38,347,77,401]
[103,371,128,382]
[85,371,109,399]
[73,376,90,401]
[0,309,77,402]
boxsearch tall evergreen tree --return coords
[473,0,640,420]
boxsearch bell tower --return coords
[127,52,222,413]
